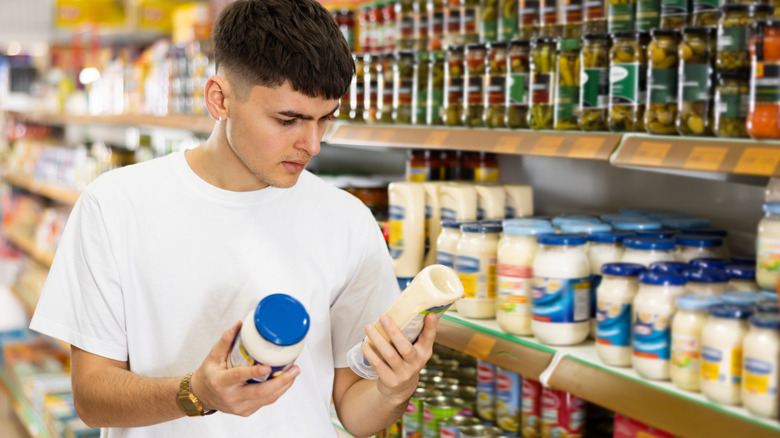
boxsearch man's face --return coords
[224,81,338,189]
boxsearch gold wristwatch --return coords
[177,373,216,417]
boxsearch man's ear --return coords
[205,75,231,121]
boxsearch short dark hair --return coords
[212,0,354,100]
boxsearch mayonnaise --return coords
[346,264,464,380]
[674,235,729,263]
[389,182,426,289]
[742,312,780,418]
[632,271,687,380]
[701,304,753,405]
[475,184,507,221]
[559,222,612,235]
[440,183,478,221]
[456,222,502,318]
[635,230,678,239]
[437,220,463,269]
[721,291,761,307]
[611,219,663,232]
[755,296,779,314]
[423,182,445,267]
[648,261,690,274]
[551,215,601,232]
[622,237,676,267]
[596,263,645,367]
[504,184,534,219]
[228,294,310,382]
[670,294,723,392]
[497,222,555,336]
[725,265,761,293]
[586,231,631,339]
[757,202,780,290]
[682,268,730,296]
[532,234,591,345]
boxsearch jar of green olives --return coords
[714,72,749,138]
[579,33,611,131]
[636,0,661,31]
[393,51,416,124]
[659,0,688,29]
[485,42,509,127]
[506,39,531,128]
[608,0,637,32]
[554,38,583,130]
[352,53,366,122]
[481,0,500,43]
[444,45,466,126]
[691,0,720,26]
[677,26,716,136]
[414,51,430,125]
[645,29,679,134]
[381,53,395,123]
[464,43,488,127]
[429,0,445,51]
[528,37,557,129]
[608,31,647,131]
[365,53,382,123]
[499,0,519,42]
[415,0,430,51]
[716,4,774,73]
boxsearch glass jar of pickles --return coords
[430,51,446,125]
[397,0,416,50]
[394,51,416,124]
[429,0,446,51]
[485,42,509,127]
[608,31,647,132]
[528,37,557,129]
[464,0,481,44]
[691,0,720,26]
[481,0,500,43]
[465,43,488,126]
[580,33,611,131]
[381,53,396,123]
[445,1,464,48]
[677,26,716,136]
[414,51,430,125]
[499,0,519,42]
[584,0,606,23]
[608,0,637,32]
[714,72,749,138]
[445,45,466,126]
[365,53,383,123]
[554,38,583,130]
[636,0,661,31]
[659,0,688,29]
[519,0,542,39]
[541,0,558,28]
[645,29,679,135]
[747,20,780,140]
[416,0,430,51]
[716,5,774,73]
[507,39,532,128]
[352,53,366,122]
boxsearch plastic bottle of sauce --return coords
[674,234,729,263]
[596,262,646,367]
[475,184,507,220]
[456,222,502,318]
[742,312,780,418]
[622,237,677,267]
[437,220,464,268]
[701,304,753,405]
[389,182,427,289]
[504,184,534,218]
[670,294,723,392]
[725,264,761,292]
[757,201,780,290]
[346,264,464,379]
[682,268,730,296]
[440,183,478,221]
[423,182,445,266]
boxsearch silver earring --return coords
[218,116,222,122]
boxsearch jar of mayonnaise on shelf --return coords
[456,222,502,318]
[531,233,592,345]
[670,294,723,392]
[632,270,687,380]
[596,263,646,367]
[648,261,689,274]
[440,183,478,221]
[674,235,729,263]
[423,182,445,267]
[701,304,753,405]
[682,268,730,297]
[755,296,779,314]
[725,265,761,293]
[742,312,780,418]
[437,220,464,269]
[585,230,631,338]
[559,222,612,235]
[475,184,507,221]
[497,222,555,336]
[662,217,711,230]
[611,219,663,232]
[757,201,780,291]
[389,182,426,289]
[621,237,677,267]
[636,230,678,239]
[504,184,534,219]
[760,290,778,303]
[690,258,730,270]
[551,215,602,231]
[721,291,761,307]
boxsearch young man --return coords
[29,1,438,436]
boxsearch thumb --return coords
[209,320,242,364]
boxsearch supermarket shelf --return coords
[0,367,54,438]
[18,112,215,134]
[436,312,780,438]
[3,172,81,206]
[2,230,54,268]
[9,283,36,316]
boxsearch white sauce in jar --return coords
[586,231,632,339]
[596,263,645,367]
[700,304,752,405]
[670,294,723,392]
[674,235,729,263]
[757,202,780,290]
[622,237,677,267]
[436,220,464,269]
[456,222,502,318]
[742,312,780,418]
[682,268,730,296]
[725,262,761,293]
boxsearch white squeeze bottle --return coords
[475,184,506,221]
[423,182,444,267]
[346,264,465,379]
[389,182,426,290]
[504,184,534,218]
[439,183,478,221]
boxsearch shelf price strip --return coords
[531,136,564,156]
[684,146,728,172]
[463,332,496,359]
[423,131,450,148]
[569,137,605,159]
[631,141,671,166]
[733,147,780,176]
[494,136,524,153]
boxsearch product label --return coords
[498,264,534,315]
[228,336,291,383]
[717,93,748,118]
[596,301,632,347]
[430,89,444,121]
[636,0,661,31]
[743,357,775,395]
[400,304,451,344]
[681,64,711,102]
[693,0,719,13]
[477,361,497,421]
[541,388,586,438]
[522,378,542,437]
[702,345,743,385]
[407,166,427,183]
[405,394,427,436]
[608,2,636,32]
[487,75,507,104]
[388,205,405,259]
[757,236,780,274]
[754,63,780,104]
[418,15,429,38]
[432,11,445,34]
[467,76,484,105]
[354,80,365,106]
[447,7,462,33]
[397,79,414,105]
[590,274,601,320]
[610,63,640,105]
[661,0,687,16]
[541,0,557,24]
[649,68,677,104]
[532,276,591,323]
[456,255,497,300]
[509,73,529,106]
[496,368,522,433]
[584,0,605,19]
[717,26,746,52]
[446,77,465,104]
[555,85,580,121]
[519,0,540,26]
[475,167,499,183]
[580,68,609,108]
[671,333,701,373]
[564,0,584,23]
[632,311,671,360]
[399,14,415,38]
[531,73,552,104]
[423,402,461,438]
[500,18,519,41]
[481,19,498,42]
[437,251,455,268]
[463,6,478,33]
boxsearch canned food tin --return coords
[426,376,462,390]
[476,360,497,422]
[540,388,587,438]
[460,424,505,437]
[495,369,522,434]
[405,388,443,437]
[423,396,468,438]
[521,379,542,438]
[440,416,483,438]
[441,385,477,417]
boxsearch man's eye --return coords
[276,118,296,126]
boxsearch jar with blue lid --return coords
[683,268,730,297]
[436,220,466,268]
[503,218,552,228]
[701,304,753,405]
[531,233,592,345]
[671,294,723,392]
[559,221,612,235]
[757,201,780,291]
[596,262,646,367]
[620,208,661,216]
[551,215,602,230]
[725,264,760,293]
[679,227,728,237]
[674,234,729,263]
[743,312,780,418]
[455,222,503,318]
[611,218,663,232]
[761,290,778,303]
[586,230,633,339]
[662,217,711,230]
[622,237,677,267]
[755,296,779,314]
[649,261,690,274]
[690,258,729,270]
[721,291,761,307]
[601,213,650,223]
[635,229,678,239]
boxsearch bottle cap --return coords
[255,294,310,346]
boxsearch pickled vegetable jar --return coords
[555,38,583,130]
[445,0,464,47]
[429,0,446,51]
[541,0,559,27]
[485,42,509,127]
[716,5,774,73]
[563,0,585,24]
[394,51,416,124]
[416,0,431,51]
[714,72,749,138]
[677,26,716,136]
[519,0,542,39]
[659,0,688,29]
[747,20,780,140]
[381,53,396,123]
[636,0,661,31]
[465,43,488,127]
[528,37,557,129]
[464,0,481,44]
[499,0,519,42]
[691,0,720,26]
[430,51,447,125]
[608,31,647,132]
[352,53,366,122]
[580,33,611,131]
[584,0,606,22]
[645,29,680,135]
[608,0,637,32]
[507,39,532,128]
[397,0,416,50]
[445,45,466,126]
[365,53,382,123]
[481,0,500,43]
[414,52,431,125]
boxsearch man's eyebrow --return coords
[279,104,339,121]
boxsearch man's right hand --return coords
[190,321,300,417]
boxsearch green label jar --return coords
[608,0,637,32]
[499,0,519,41]
[636,0,661,30]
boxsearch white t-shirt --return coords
[29,151,400,437]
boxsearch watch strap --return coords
[178,373,216,416]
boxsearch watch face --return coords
[178,393,202,416]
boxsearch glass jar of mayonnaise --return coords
[682,268,730,296]
[671,294,723,392]
[690,258,729,270]
[497,222,556,336]
[456,222,502,318]
[742,312,780,418]
[622,237,677,267]
[596,262,646,367]
[701,304,753,405]
[757,201,780,291]
[586,230,632,338]
[675,234,729,263]
[648,261,690,274]
[721,291,761,307]
[559,222,613,235]
[611,219,663,232]
[437,220,464,268]
[551,215,602,231]
[725,264,761,293]
[532,233,592,345]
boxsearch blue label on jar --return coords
[229,336,293,383]
[437,251,455,268]
[590,274,602,319]
[596,301,632,347]
[632,312,671,360]
[532,277,591,323]
[389,205,405,259]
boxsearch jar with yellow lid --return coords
[528,37,557,129]
[464,43,488,127]
[485,42,509,127]
[716,4,774,73]
[507,39,531,128]
[713,72,749,138]
[645,29,680,135]
[608,31,647,132]
[676,26,716,136]
[579,33,611,131]
[444,44,466,126]
[555,38,583,130]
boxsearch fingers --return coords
[415,313,440,351]
[209,321,242,364]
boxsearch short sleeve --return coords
[29,192,128,361]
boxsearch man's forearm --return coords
[336,378,408,437]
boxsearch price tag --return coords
[464,333,496,359]
[569,137,605,159]
[684,147,728,172]
[734,147,780,176]
[531,136,564,156]
[494,136,523,153]
[632,142,671,166]
[424,130,449,147]
[374,129,395,144]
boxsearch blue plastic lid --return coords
[761,291,778,302]
[537,233,588,246]
[551,215,602,227]
[255,294,310,346]
[679,227,728,237]
[636,229,678,239]
[755,298,780,313]
[624,237,676,251]
[721,291,761,306]
[690,258,730,270]
[620,208,660,215]
[503,218,552,228]
[647,212,691,221]
[763,202,780,214]
[560,222,612,234]
[503,223,556,236]
[461,222,502,233]
[708,303,752,319]
[601,214,649,223]
[638,270,687,286]
[725,264,756,279]
[676,294,723,311]
[649,261,690,274]
[528,215,554,221]
[612,219,663,231]
[675,234,724,248]
[601,262,646,276]
[749,312,780,329]
[588,231,634,244]
[441,220,464,229]
[662,218,711,229]
[730,255,757,265]
[683,268,730,283]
